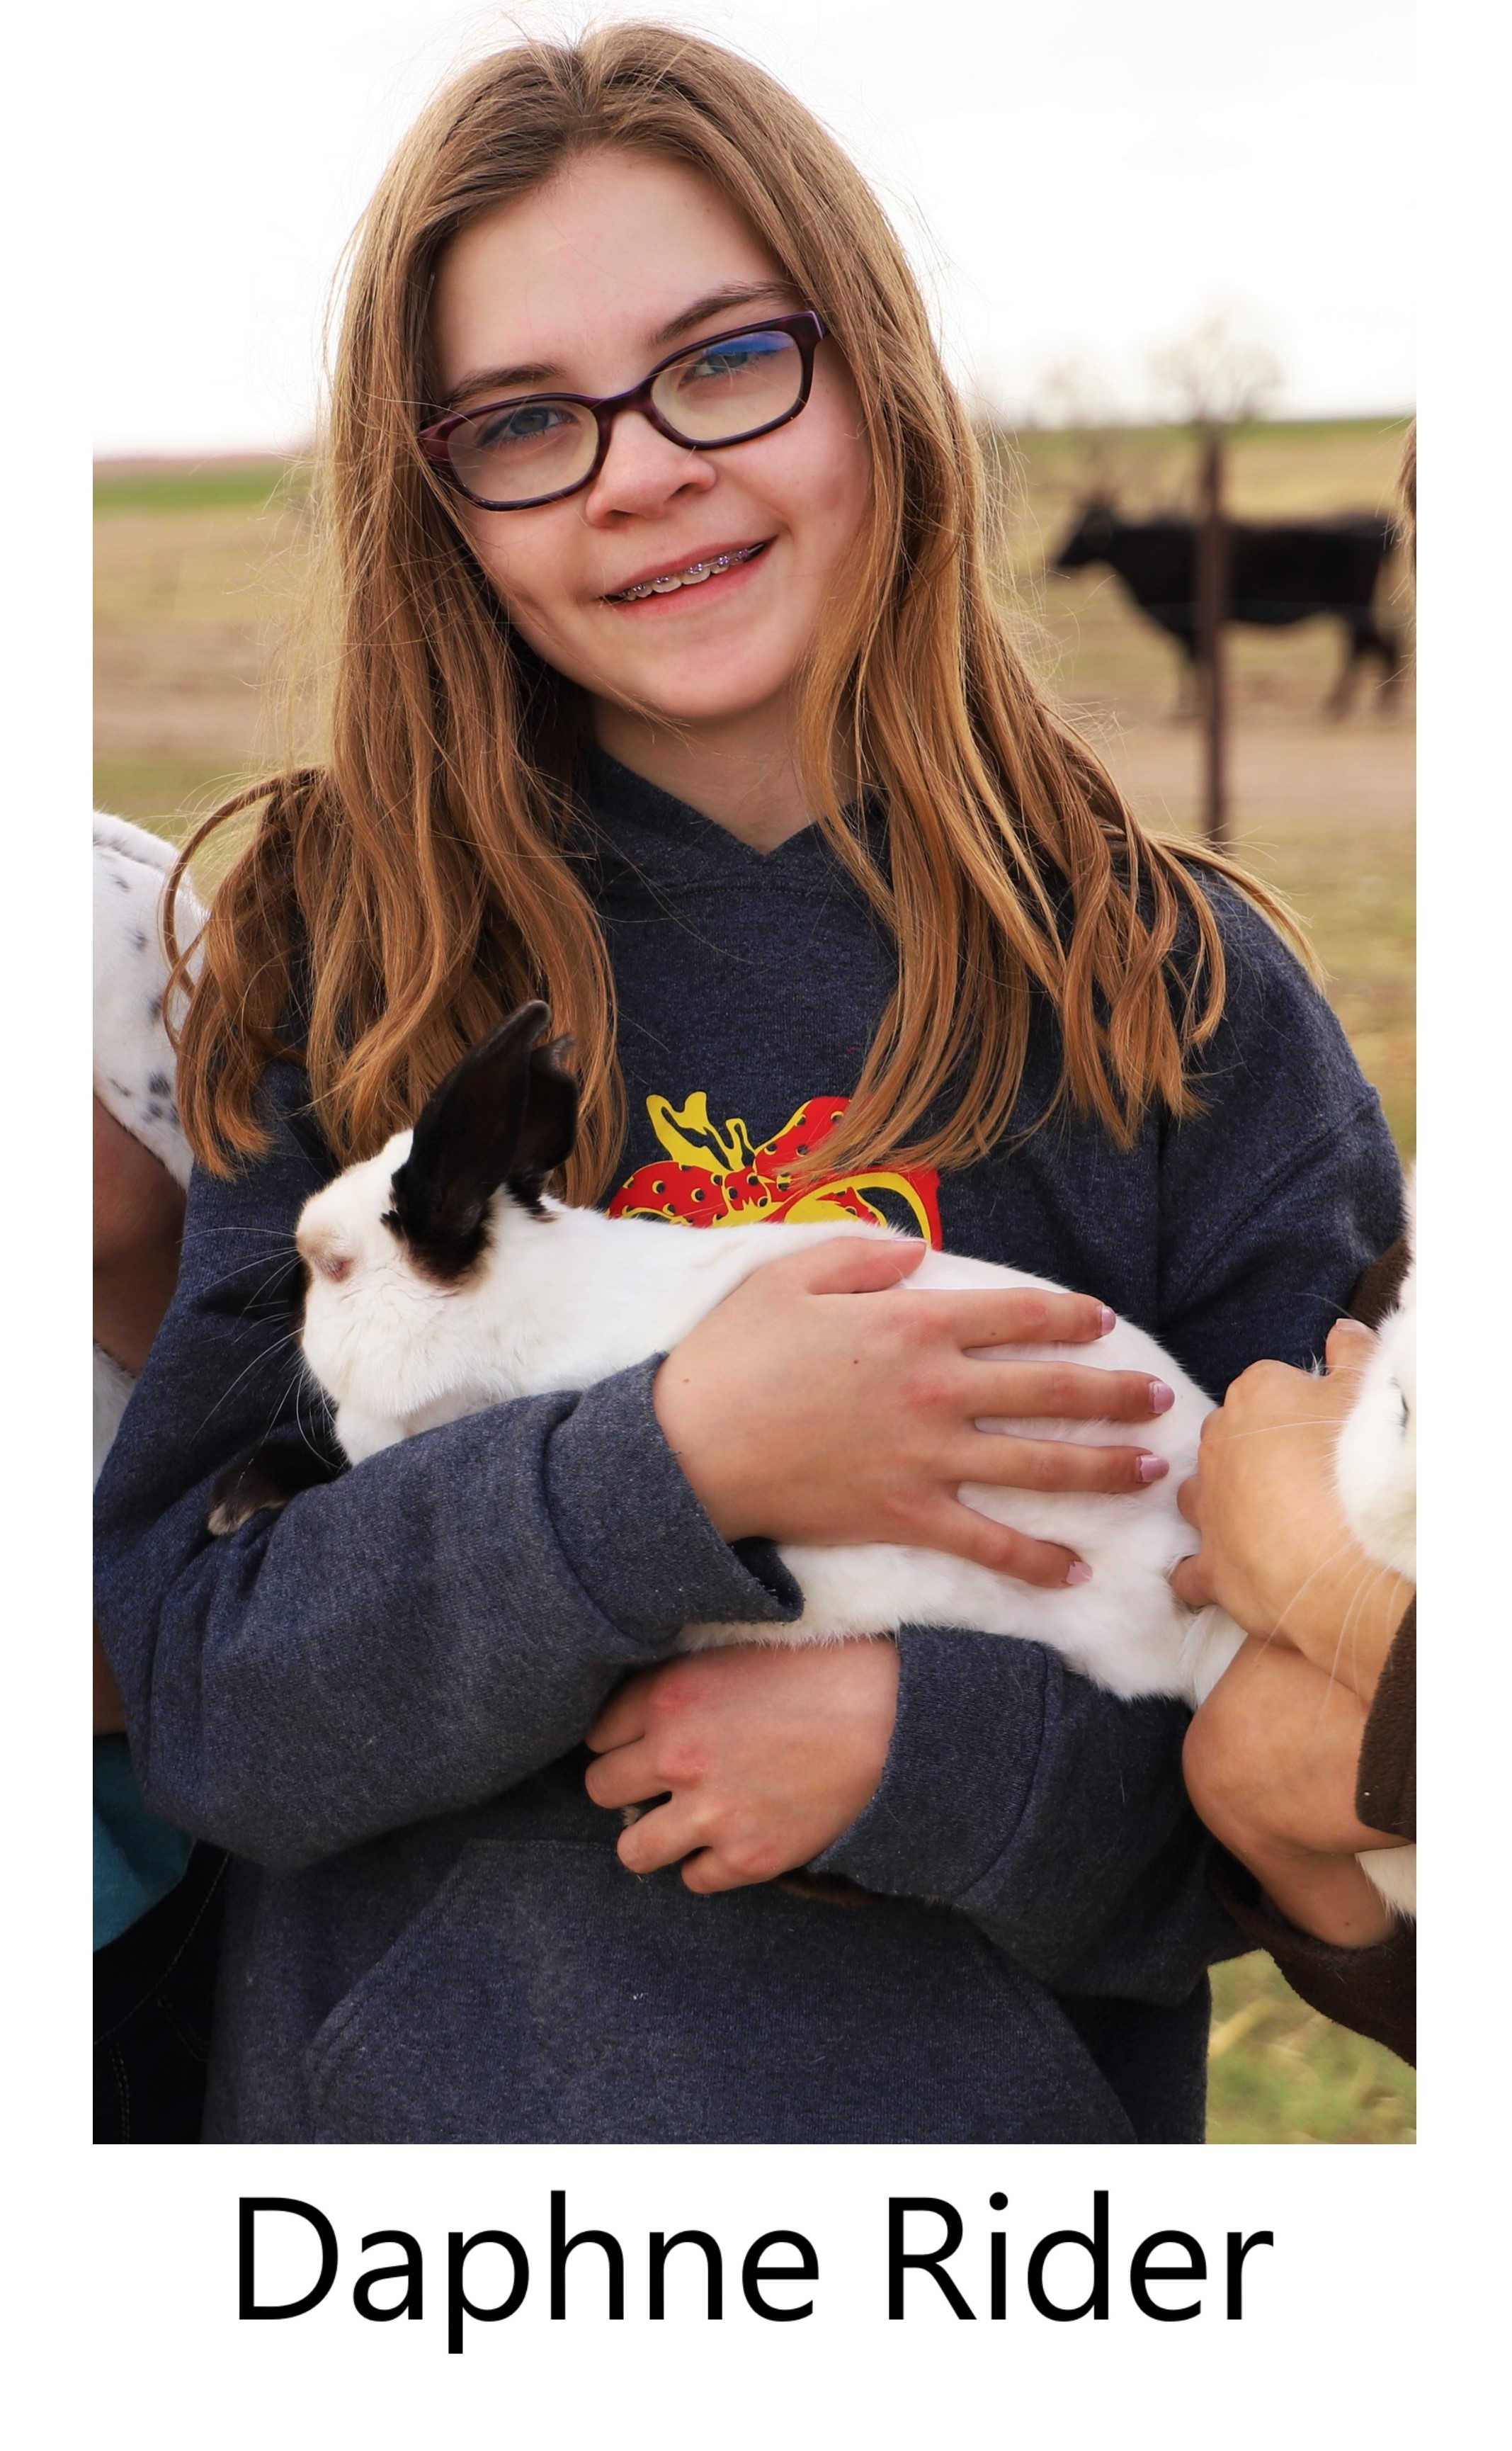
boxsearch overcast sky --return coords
[93,0,1414,456]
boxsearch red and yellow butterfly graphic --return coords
[608,1090,942,1246]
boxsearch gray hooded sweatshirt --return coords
[93,756,1403,2143]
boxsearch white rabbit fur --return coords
[1333,1214,1416,1918]
[295,1130,1247,1708]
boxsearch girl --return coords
[94,26,1402,2145]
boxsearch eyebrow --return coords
[439,281,799,409]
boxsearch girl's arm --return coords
[94,1060,806,1872]
[587,922,1408,2001]
[587,1629,1228,2003]
[912,903,1410,1996]
[96,1058,1157,1874]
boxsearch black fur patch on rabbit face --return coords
[385,1003,579,1284]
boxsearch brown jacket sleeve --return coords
[1356,1601,1414,1840]
[1210,1851,1415,2064]
[1207,1243,1416,2066]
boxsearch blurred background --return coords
[94,0,1414,2142]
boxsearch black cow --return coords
[1055,501,1403,713]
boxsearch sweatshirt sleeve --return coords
[93,1060,800,1874]
[817,891,1404,2004]
[812,1627,1242,2004]
[1152,883,1405,1397]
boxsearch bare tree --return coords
[1148,307,1282,432]
[1033,355,1125,499]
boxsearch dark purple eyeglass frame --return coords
[417,311,828,510]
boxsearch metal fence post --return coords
[1197,424,1229,847]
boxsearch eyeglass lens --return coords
[443,327,807,507]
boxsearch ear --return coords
[385,1003,579,1279]
[509,1031,580,1209]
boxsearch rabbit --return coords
[1333,1207,1416,1918]
[213,1002,1246,1709]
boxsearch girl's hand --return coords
[1183,1635,1403,1948]
[654,1238,1174,1590]
[584,1639,899,1892]
[1171,1321,1413,1704]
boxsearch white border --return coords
[11,0,1500,2434]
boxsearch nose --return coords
[579,408,717,526]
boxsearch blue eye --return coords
[475,402,575,449]
[686,338,783,381]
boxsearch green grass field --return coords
[94,420,1415,2142]
[93,458,307,518]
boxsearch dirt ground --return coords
[94,420,1416,2142]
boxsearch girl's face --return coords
[428,150,872,737]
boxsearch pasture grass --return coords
[1207,1954,1414,2144]
[93,421,1416,2141]
[94,458,309,517]
[994,413,1413,531]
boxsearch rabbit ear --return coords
[509,1031,579,1209]
[386,1003,579,1279]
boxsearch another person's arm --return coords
[1181,1635,1397,1947]
[93,1094,188,1735]
[1183,1625,1416,2062]
[1171,1319,1414,1929]
[1171,1320,1412,1706]
[1171,1320,1415,2059]
[94,1095,186,1377]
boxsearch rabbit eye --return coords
[1388,1376,1409,1430]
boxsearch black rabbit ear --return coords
[385,1003,580,1280]
[509,1031,579,1210]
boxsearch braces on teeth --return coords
[610,545,762,601]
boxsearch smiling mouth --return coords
[603,541,770,603]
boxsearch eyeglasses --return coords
[418,311,828,511]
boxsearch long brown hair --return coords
[171,21,1306,1196]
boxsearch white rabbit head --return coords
[1333,1249,1416,1583]
[295,1003,579,1461]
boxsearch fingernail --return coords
[1148,1379,1176,1414]
[1065,1560,1093,1585]
[1137,1452,1169,1483]
[1098,1303,1117,1333]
